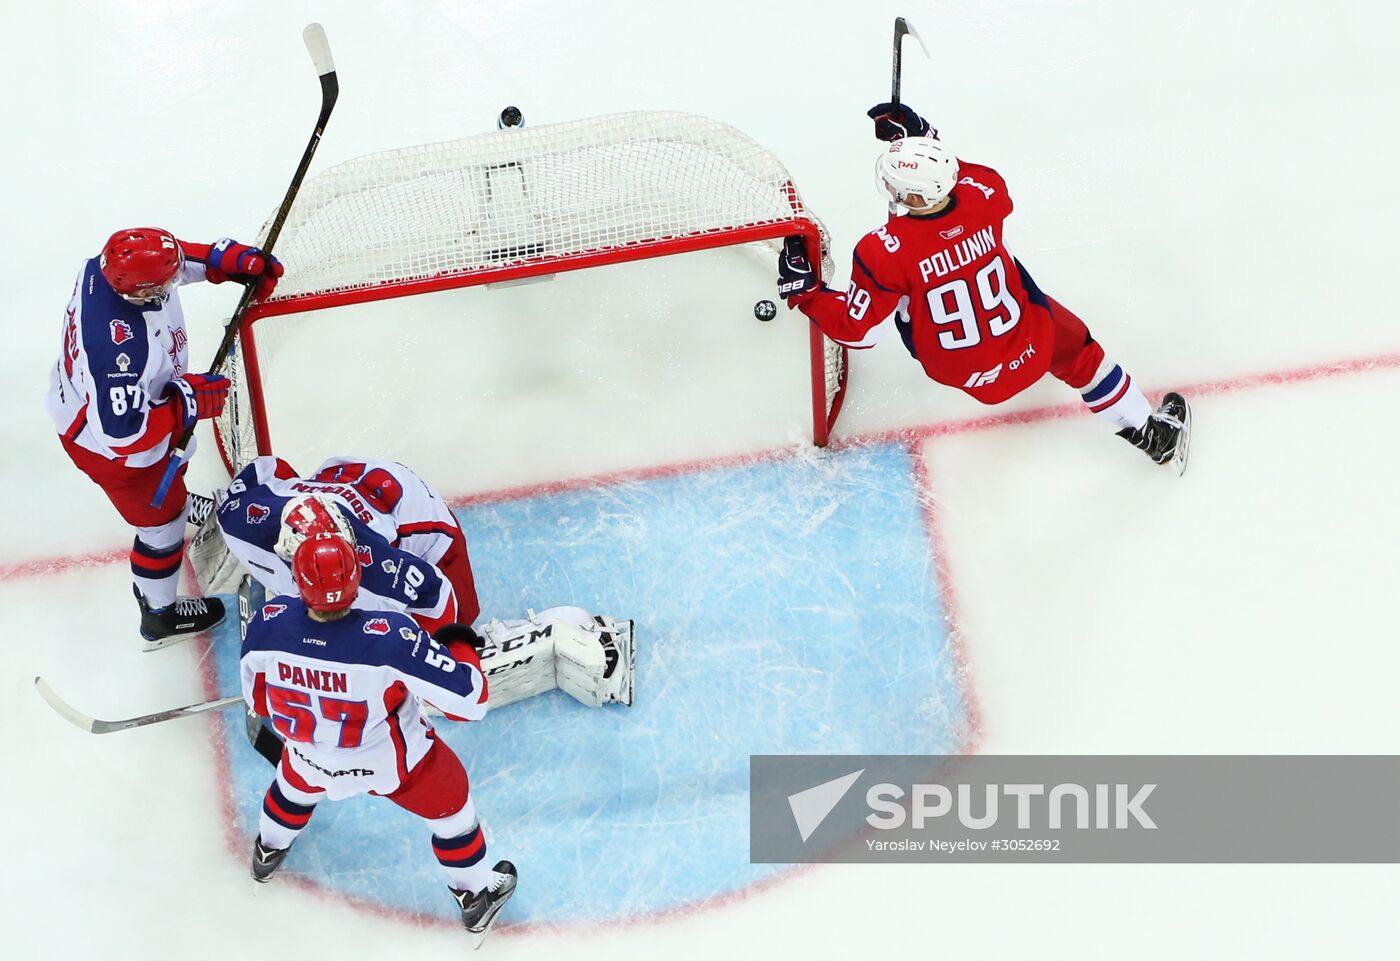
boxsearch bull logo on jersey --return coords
[247,503,271,524]
[262,603,287,620]
[363,618,390,636]
[110,319,134,345]
[939,226,965,241]
[355,544,373,568]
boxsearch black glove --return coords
[433,622,486,653]
[777,236,819,303]
[866,102,934,141]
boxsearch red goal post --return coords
[215,111,848,474]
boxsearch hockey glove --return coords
[866,102,934,141]
[204,238,284,300]
[777,236,819,304]
[434,622,487,665]
[168,372,230,430]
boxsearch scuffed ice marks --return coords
[211,441,968,924]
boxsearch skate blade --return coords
[141,632,198,653]
[467,884,517,950]
[1169,399,1192,477]
[140,613,227,653]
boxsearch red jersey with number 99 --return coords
[798,160,1055,405]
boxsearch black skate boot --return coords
[450,861,518,948]
[1117,392,1191,475]
[186,492,217,528]
[135,586,226,652]
[250,836,291,883]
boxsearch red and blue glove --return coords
[203,237,284,299]
[866,102,934,142]
[777,236,820,304]
[167,372,230,430]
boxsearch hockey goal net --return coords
[215,111,848,474]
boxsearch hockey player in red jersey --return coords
[241,531,517,944]
[780,104,1190,471]
[47,227,285,648]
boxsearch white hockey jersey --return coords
[241,600,488,799]
[218,456,463,631]
[46,256,207,467]
[290,455,464,570]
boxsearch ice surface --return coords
[3,1,1399,959]
[208,445,967,926]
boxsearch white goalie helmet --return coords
[875,136,960,208]
[274,494,356,563]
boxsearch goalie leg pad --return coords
[474,608,635,710]
[554,616,634,708]
[475,615,559,710]
[191,492,243,595]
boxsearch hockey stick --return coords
[151,23,339,508]
[34,677,243,734]
[890,16,931,106]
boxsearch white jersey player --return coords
[214,455,478,634]
[241,531,516,943]
[46,227,283,648]
[200,453,636,716]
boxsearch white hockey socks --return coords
[131,510,188,610]
[428,798,497,894]
[259,768,323,851]
[1079,357,1152,431]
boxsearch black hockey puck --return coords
[754,299,777,321]
[498,105,524,129]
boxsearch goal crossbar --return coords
[218,111,848,471]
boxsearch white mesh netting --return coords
[216,111,845,471]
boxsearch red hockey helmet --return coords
[100,227,183,302]
[292,532,362,612]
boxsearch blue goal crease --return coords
[208,441,968,925]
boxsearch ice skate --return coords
[135,586,225,651]
[250,836,292,883]
[1117,392,1191,475]
[451,861,517,949]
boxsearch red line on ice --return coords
[6,349,1399,580]
[16,346,1400,938]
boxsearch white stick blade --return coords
[904,19,932,59]
[303,23,335,75]
[34,677,96,733]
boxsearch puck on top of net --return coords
[754,299,778,322]
[498,106,524,129]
